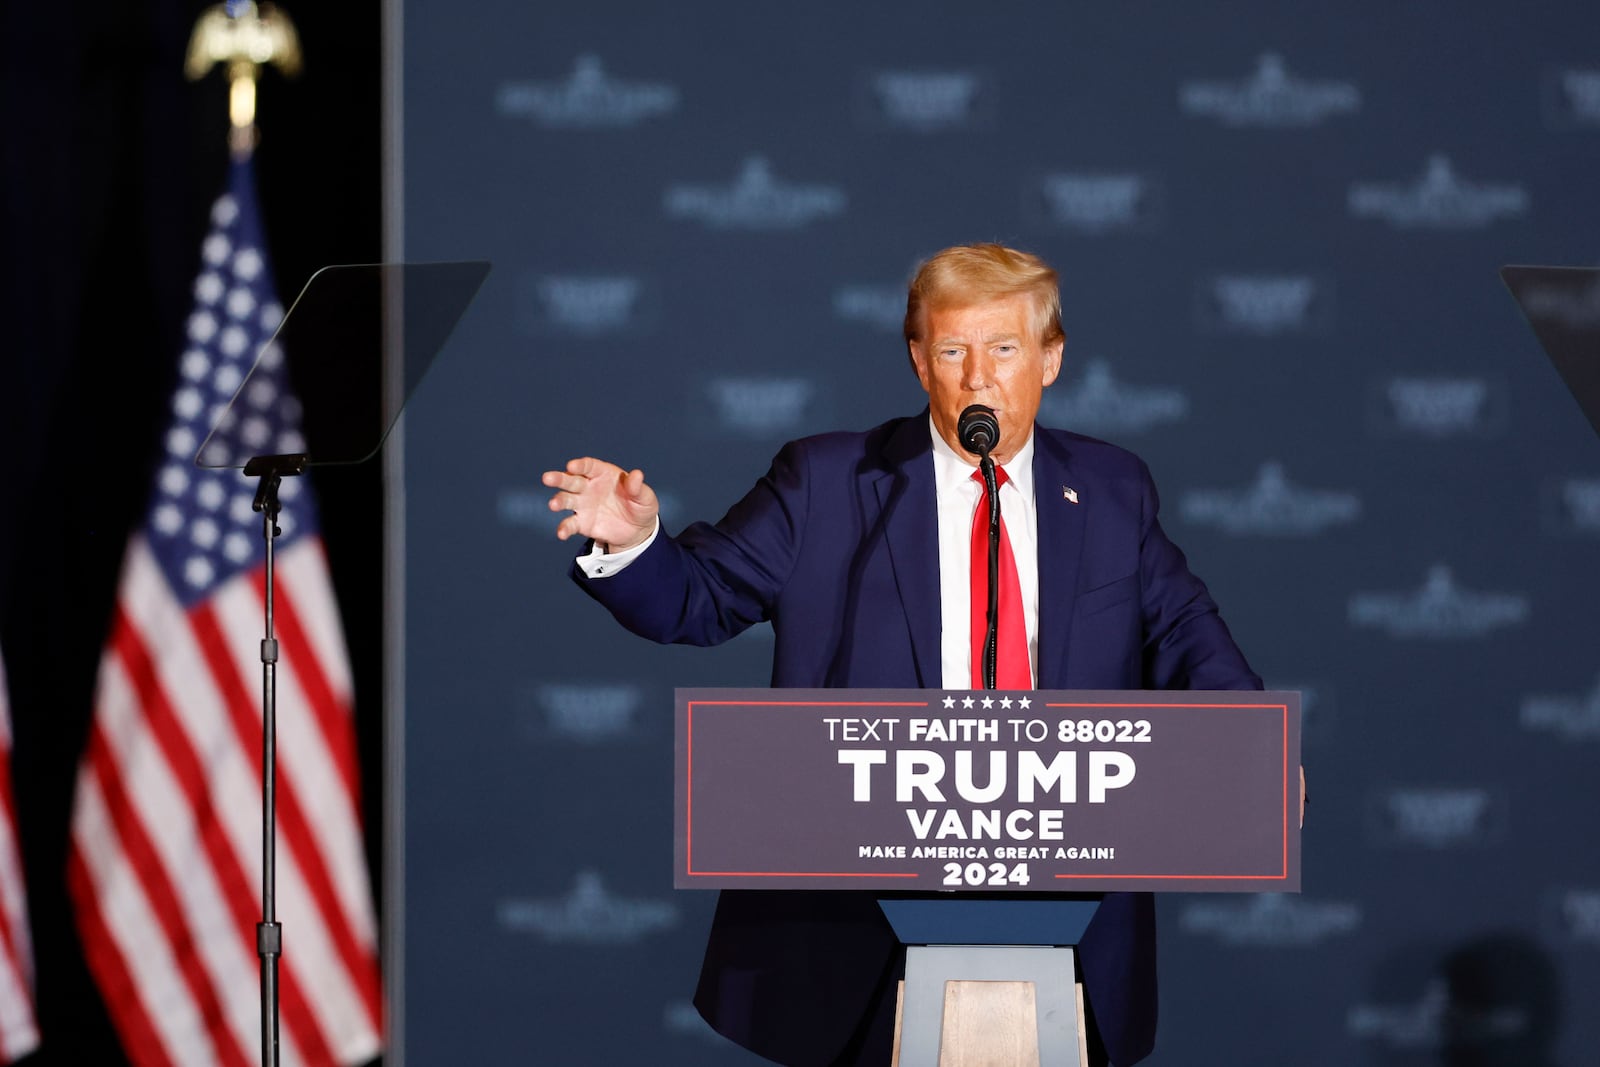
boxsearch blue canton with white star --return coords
[146,160,320,608]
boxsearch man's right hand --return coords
[542,457,660,552]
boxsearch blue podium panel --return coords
[879,898,1102,947]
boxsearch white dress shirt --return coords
[930,418,1039,689]
[576,518,658,578]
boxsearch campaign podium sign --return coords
[674,687,1301,1066]
[675,687,1300,894]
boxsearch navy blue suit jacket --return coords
[575,415,1261,1066]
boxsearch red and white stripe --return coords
[70,537,381,1066]
[0,652,38,1063]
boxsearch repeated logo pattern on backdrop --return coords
[400,5,1600,1065]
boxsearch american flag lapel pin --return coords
[1063,486,1079,504]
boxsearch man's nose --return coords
[962,353,994,390]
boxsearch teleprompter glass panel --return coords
[196,260,490,468]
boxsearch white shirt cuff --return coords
[575,518,661,578]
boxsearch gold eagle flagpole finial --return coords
[185,1,302,158]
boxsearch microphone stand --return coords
[979,451,1000,691]
[243,451,308,1067]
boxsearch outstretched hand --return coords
[542,457,660,552]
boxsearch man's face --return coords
[908,294,1063,466]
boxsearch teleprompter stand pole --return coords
[244,451,308,1067]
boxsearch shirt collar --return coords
[929,414,1035,500]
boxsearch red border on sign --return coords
[1045,700,1291,882]
[686,700,929,879]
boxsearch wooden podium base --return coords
[875,902,1100,1065]
[889,971,1089,1067]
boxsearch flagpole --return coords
[187,7,303,1067]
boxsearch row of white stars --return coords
[152,500,299,591]
[159,464,302,506]
[184,306,281,359]
[169,409,302,459]
[152,494,296,546]
[155,467,301,519]
[941,694,1032,710]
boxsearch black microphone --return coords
[957,405,1000,457]
[957,404,1003,689]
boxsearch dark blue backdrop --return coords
[398,4,1600,1064]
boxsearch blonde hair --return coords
[903,243,1064,351]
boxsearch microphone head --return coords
[957,404,1000,457]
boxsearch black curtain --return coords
[0,3,382,1062]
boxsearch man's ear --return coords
[1041,338,1064,388]
[908,341,933,393]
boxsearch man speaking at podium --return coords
[543,243,1261,1066]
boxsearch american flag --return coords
[0,651,38,1063]
[68,159,383,1066]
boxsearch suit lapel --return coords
[1033,428,1087,688]
[872,416,940,687]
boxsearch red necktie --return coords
[970,467,1031,689]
